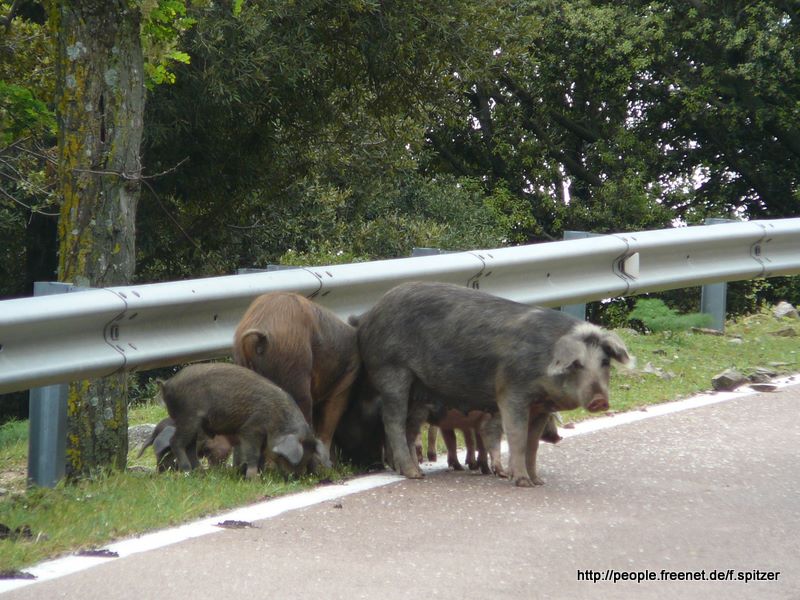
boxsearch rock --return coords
[712,368,748,391]
[749,367,776,384]
[727,338,743,344]
[691,327,724,336]
[616,328,640,336]
[770,327,797,337]
[773,301,799,320]
[641,362,675,380]
[128,424,156,450]
[749,383,778,393]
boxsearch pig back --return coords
[357,282,577,407]
[163,363,301,435]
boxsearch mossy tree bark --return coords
[50,1,144,478]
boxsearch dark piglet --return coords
[160,363,329,479]
[332,371,385,470]
[137,417,233,472]
[356,282,629,487]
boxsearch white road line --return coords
[2,374,797,594]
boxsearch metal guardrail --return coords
[1,218,799,395]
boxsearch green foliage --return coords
[0,419,27,460]
[2,0,798,297]
[139,0,198,88]
[627,298,713,333]
[0,81,55,144]
[0,3,58,300]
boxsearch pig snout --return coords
[586,394,608,413]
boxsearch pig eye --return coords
[568,359,583,371]
[601,358,611,368]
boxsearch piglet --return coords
[160,363,330,479]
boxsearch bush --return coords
[627,298,713,333]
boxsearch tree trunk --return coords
[51,1,144,478]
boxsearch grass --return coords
[1,308,798,573]
[603,310,798,419]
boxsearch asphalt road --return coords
[3,381,799,599]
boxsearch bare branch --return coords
[0,187,59,217]
[141,179,202,252]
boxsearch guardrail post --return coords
[27,282,85,487]
[411,247,450,257]
[699,218,737,332]
[560,231,604,320]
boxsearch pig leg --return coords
[237,435,262,480]
[474,429,491,474]
[375,368,422,479]
[441,428,464,470]
[463,428,479,471]
[496,391,536,486]
[480,413,506,478]
[426,425,438,462]
[406,400,429,468]
[170,427,200,472]
[525,412,550,485]
[313,367,359,463]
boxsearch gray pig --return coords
[136,417,233,472]
[356,281,630,487]
[160,363,330,479]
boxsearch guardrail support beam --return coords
[699,218,737,332]
[27,282,84,487]
[560,231,605,321]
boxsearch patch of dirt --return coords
[0,465,27,496]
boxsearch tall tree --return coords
[138,0,498,278]
[50,0,145,477]
[639,0,800,220]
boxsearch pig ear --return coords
[601,331,631,365]
[546,336,586,377]
[153,425,175,456]
[314,439,332,469]
[242,329,268,356]
[272,434,305,466]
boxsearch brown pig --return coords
[160,363,329,479]
[428,411,562,475]
[233,292,360,464]
[428,410,493,473]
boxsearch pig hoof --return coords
[449,461,465,471]
[479,463,491,475]
[467,461,480,471]
[427,452,437,462]
[513,476,534,487]
[401,466,425,479]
